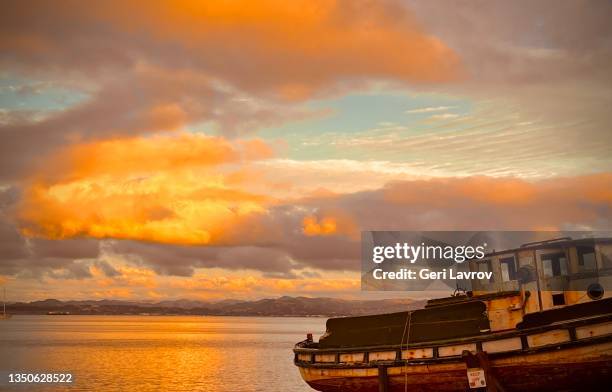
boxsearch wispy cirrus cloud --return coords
[405,105,456,113]
[428,113,461,120]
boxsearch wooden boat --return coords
[294,237,612,391]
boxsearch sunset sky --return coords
[1,0,611,301]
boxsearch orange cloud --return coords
[169,273,360,298]
[383,174,612,208]
[303,216,338,236]
[383,176,540,207]
[360,173,612,230]
[17,133,275,245]
[91,288,133,299]
[92,266,157,289]
[34,132,272,183]
[1,0,462,99]
[302,211,359,238]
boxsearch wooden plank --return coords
[527,329,570,347]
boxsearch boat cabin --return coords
[461,237,612,331]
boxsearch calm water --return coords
[0,315,327,391]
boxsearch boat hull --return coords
[299,341,612,391]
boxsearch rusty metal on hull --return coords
[303,362,612,392]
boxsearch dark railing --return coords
[294,313,612,368]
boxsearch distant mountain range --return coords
[6,296,424,317]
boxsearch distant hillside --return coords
[210,296,424,316]
[7,296,424,317]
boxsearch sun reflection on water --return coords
[0,315,326,391]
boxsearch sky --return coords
[0,0,611,301]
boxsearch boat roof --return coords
[480,237,612,258]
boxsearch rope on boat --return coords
[400,310,412,392]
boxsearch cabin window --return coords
[552,293,566,306]
[500,256,517,282]
[577,246,597,271]
[478,260,494,284]
[541,252,568,277]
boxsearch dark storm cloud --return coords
[108,241,300,277]
[0,216,28,262]
[29,238,99,260]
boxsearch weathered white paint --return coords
[368,351,396,361]
[298,353,312,362]
[339,352,365,363]
[575,321,612,340]
[527,329,570,347]
[438,343,476,357]
[315,353,336,363]
[482,337,522,353]
[401,347,433,359]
